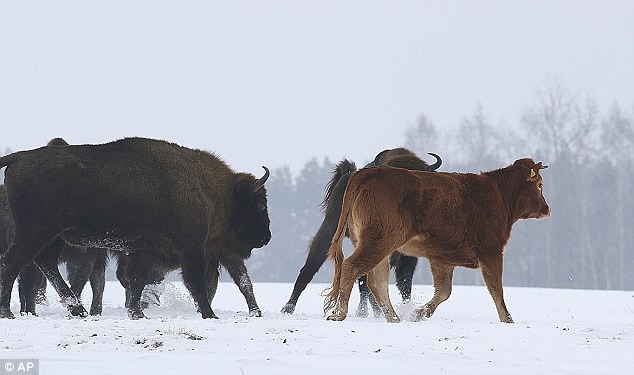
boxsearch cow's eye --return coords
[538,183,543,190]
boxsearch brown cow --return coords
[324,158,550,323]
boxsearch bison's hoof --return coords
[280,303,296,314]
[355,305,369,318]
[249,308,262,317]
[0,307,15,319]
[127,309,147,320]
[20,311,37,317]
[68,305,88,318]
[201,312,219,319]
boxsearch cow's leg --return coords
[366,257,400,323]
[18,264,43,315]
[34,237,87,317]
[393,253,418,302]
[479,254,513,323]
[181,253,217,319]
[87,250,107,316]
[326,259,357,321]
[414,261,453,321]
[327,237,393,321]
[222,256,261,317]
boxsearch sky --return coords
[1,1,633,176]
[3,281,633,374]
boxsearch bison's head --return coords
[513,158,551,220]
[234,166,272,252]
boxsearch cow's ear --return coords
[527,162,547,182]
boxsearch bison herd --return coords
[0,137,550,323]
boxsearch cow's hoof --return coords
[201,312,219,319]
[249,308,262,317]
[412,308,431,322]
[20,310,37,317]
[0,307,15,319]
[68,305,88,318]
[326,312,346,321]
[280,303,296,314]
[385,315,401,323]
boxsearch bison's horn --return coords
[427,153,442,171]
[254,166,270,192]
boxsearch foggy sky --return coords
[1,0,632,176]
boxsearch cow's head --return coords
[233,166,272,252]
[512,158,551,219]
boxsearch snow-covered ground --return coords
[1,281,632,374]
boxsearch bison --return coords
[324,159,550,323]
[0,137,271,319]
[281,148,441,316]
[1,138,108,316]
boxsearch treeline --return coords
[249,82,634,291]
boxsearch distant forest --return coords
[249,82,634,291]
[2,83,632,291]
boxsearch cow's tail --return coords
[323,175,357,315]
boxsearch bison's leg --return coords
[366,257,400,323]
[222,257,261,317]
[120,252,158,320]
[87,250,107,315]
[479,254,513,323]
[393,253,418,302]
[205,255,220,307]
[281,222,333,314]
[18,264,45,315]
[1,233,50,318]
[0,255,21,318]
[181,254,217,319]
[414,261,453,321]
[65,247,94,309]
[34,237,87,317]
[356,276,383,318]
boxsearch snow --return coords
[2,281,633,374]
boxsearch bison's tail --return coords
[0,153,19,169]
[321,159,357,210]
[323,176,357,315]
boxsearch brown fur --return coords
[324,158,550,323]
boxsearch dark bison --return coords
[0,138,108,316]
[0,137,271,319]
[281,148,441,316]
[324,159,550,323]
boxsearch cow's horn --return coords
[254,166,270,192]
[427,153,442,171]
